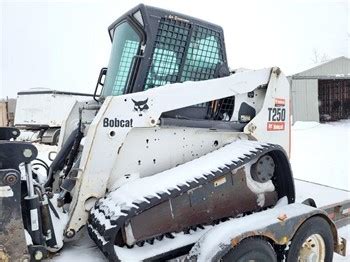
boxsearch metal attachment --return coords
[3,172,18,185]
[273,67,281,76]
[23,149,33,158]
[24,163,35,197]
[149,118,157,126]
[65,229,76,239]
[247,123,257,133]
[251,155,275,183]
[34,250,44,260]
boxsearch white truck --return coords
[14,88,94,145]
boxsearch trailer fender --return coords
[187,203,341,262]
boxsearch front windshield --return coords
[102,21,140,97]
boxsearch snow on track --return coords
[102,140,265,220]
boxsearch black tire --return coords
[222,237,277,262]
[286,216,334,262]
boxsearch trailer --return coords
[14,89,94,145]
[32,180,350,262]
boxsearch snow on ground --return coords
[34,143,57,164]
[291,120,350,191]
[49,229,106,262]
[291,120,350,262]
[43,121,349,261]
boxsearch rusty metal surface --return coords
[0,169,30,262]
[128,167,278,243]
[321,199,350,229]
[207,201,350,260]
[195,206,336,262]
[318,79,350,122]
[229,212,316,248]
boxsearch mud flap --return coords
[0,142,38,261]
[0,127,20,140]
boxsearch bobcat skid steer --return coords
[3,4,343,262]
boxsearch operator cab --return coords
[95,4,233,120]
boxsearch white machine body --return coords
[62,67,291,234]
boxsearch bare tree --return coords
[311,48,330,63]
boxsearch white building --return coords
[290,56,350,123]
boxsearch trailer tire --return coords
[222,237,277,262]
[286,216,333,262]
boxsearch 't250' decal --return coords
[268,107,286,122]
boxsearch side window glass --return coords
[145,48,179,89]
[144,17,191,90]
[111,40,139,95]
[143,21,225,110]
[102,22,140,97]
[181,28,223,82]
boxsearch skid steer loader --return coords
[1,4,345,262]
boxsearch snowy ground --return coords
[291,120,350,191]
[39,121,349,261]
[291,120,350,262]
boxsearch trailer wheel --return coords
[222,237,277,262]
[286,216,334,262]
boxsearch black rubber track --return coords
[87,141,294,261]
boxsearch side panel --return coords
[108,127,247,189]
[57,100,98,149]
[291,79,319,122]
[244,69,291,156]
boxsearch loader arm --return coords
[65,67,290,237]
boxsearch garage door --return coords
[318,79,350,122]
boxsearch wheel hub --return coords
[298,234,325,262]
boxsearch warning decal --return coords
[275,98,285,107]
[267,122,285,131]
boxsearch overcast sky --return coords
[1,0,349,98]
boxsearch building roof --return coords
[291,56,350,79]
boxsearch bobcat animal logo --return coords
[132,98,149,116]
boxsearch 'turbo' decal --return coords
[132,98,149,116]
